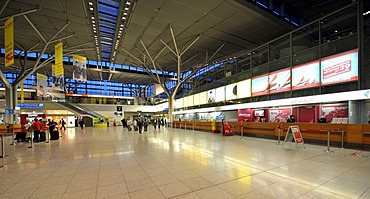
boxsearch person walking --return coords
[60,118,66,131]
[31,118,42,142]
[121,118,126,128]
[153,119,157,129]
[79,118,84,129]
[144,119,148,132]
[126,118,132,131]
[133,119,138,131]
[157,118,161,129]
[138,118,143,134]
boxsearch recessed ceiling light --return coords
[123,12,127,16]
[92,20,95,23]
[122,17,126,20]
[91,16,94,19]
[126,1,131,5]
[125,7,129,10]
[90,7,93,11]
[89,2,93,5]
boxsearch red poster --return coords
[291,126,303,144]
[269,108,290,122]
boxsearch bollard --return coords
[325,130,334,153]
[240,125,244,140]
[28,130,35,148]
[341,129,344,148]
[0,134,6,158]
[276,127,281,145]
[46,130,50,143]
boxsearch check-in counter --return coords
[172,121,370,148]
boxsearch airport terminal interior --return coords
[1,0,370,198]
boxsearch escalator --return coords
[58,102,104,119]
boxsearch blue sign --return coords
[5,109,14,114]
[17,103,44,109]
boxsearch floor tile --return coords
[157,181,192,198]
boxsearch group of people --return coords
[121,117,149,134]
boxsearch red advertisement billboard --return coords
[268,68,291,94]
[292,61,320,90]
[321,49,358,85]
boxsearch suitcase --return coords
[16,133,26,142]
[50,130,59,140]
[39,131,46,142]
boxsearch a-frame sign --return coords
[282,125,305,150]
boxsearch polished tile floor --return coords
[1,126,370,199]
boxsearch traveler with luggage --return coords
[60,118,66,131]
[31,118,42,142]
[126,118,132,131]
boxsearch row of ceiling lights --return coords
[88,1,100,61]
[112,1,132,62]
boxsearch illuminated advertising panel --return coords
[237,79,251,99]
[183,96,189,107]
[187,95,194,107]
[225,83,237,100]
[175,98,183,109]
[321,49,358,85]
[199,92,207,105]
[193,93,200,106]
[215,86,225,102]
[252,75,269,96]
[292,61,320,90]
[268,68,291,94]
[207,89,216,103]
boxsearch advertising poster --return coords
[207,89,216,103]
[252,75,269,96]
[187,95,194,107]
[193,93,200,106]
[73,54,87,82]
[321,49,358,85]
[269,69,291,94]
[237,79,251,99]
[238,109,252,122]
[175,98,183,109]
[199,91,207,105]
[292,61,320,90]
[37,73,47,97]
[321,104,348,123]
[183,96,189,107]
[5,16,14,67]
[52,64,65,92]
[269,108,290,122]
[225,83,237,100]
[215,86,225,102]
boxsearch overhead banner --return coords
[5,16,14,67]
[52,64,64,91]
[37,73,47,97]
[55,42,63,76]
[73,54,87,82]
[252,75,269,96]
[193,93,200,106]
[268,69,291,94]
[20,82,24,103]
[175,98,183,109]
[321,49,358,85]
[292,61,320,90]
[199,91,207,105]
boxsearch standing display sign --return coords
[222,119,233,136]
[5,16,14,67]
[282,125,305,150]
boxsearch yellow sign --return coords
[55,42,63,76]
[73,54,87,63]
[20,82,24,103]
[5,16,14,67]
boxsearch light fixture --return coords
[89,2,93,5]
[126,1,131,5]
[124,7,129,10]
[90,7,93,11]
[91,16,94,19]
[123,12,127,16]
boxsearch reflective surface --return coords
[1,127,369,198]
